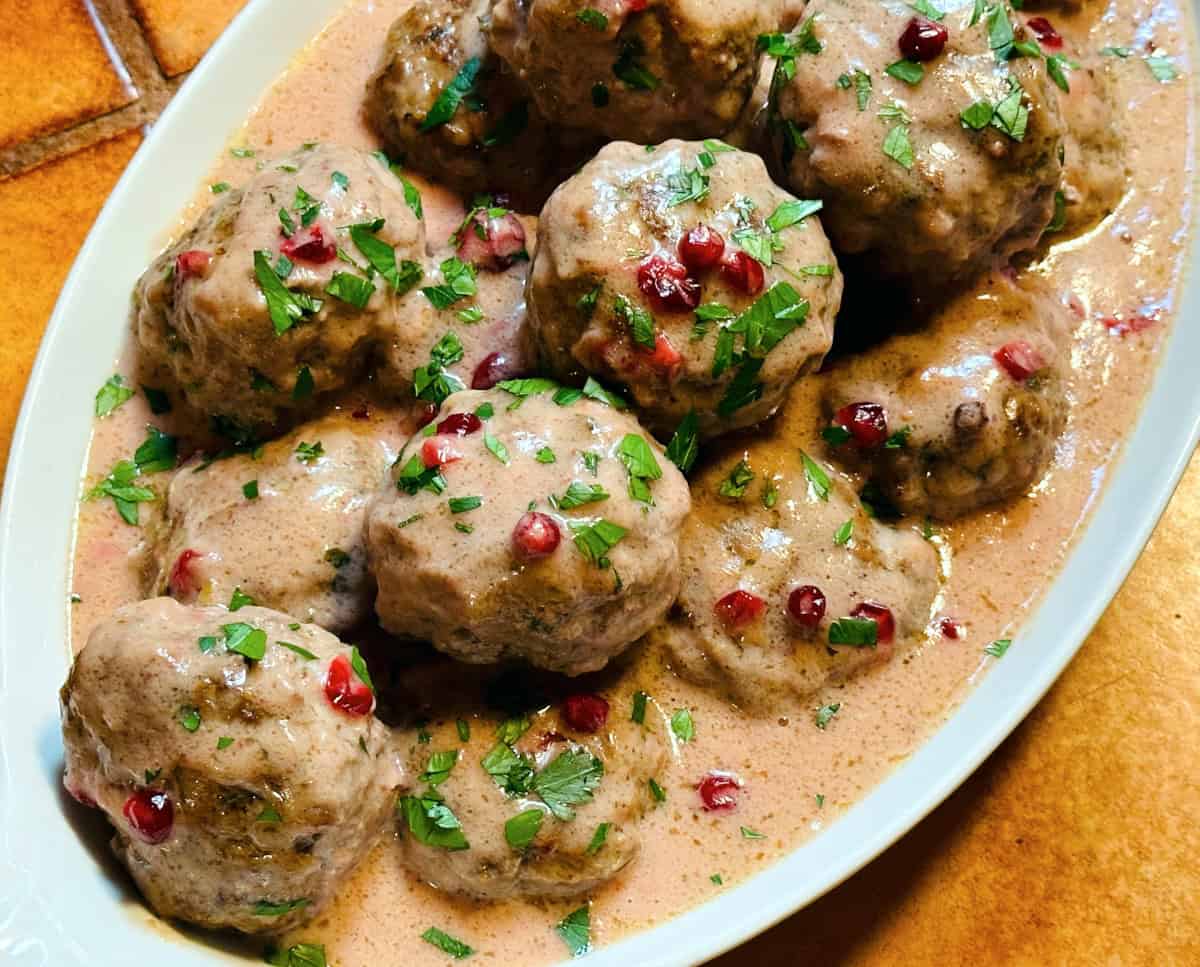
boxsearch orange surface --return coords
[0,0,133,148]
[1,5,1197,964]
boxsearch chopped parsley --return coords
[552,481,610,510]
[532,748,604,820]
[254,249,321,335]
[800,451,831,501]
[448,496,483,514]
[295,441,324,464]
[94,375,134,417]
[985,638,1012,658]
[178,705,201,732]
[665,410,700,474]
[613,38,659,90]
[828,617,878,647]
[413,331,466,405]
[222,621,267,660]
[228,587,255,611]
[504,807,544,850]
[419,749,459,786]
[349,222,422,293]
[242,479,259,500]
[586,822,611,855]
[617,434,662,503]
[815,702,840,730]
[265,943,327,967]
[576,7,608,30]
[569,518,627,567]
[421,927,475,960]
[253,898,310,918]
[421,57,482,131]
[555,906,591,957]
[833,519,853,545]
[670,709,694,743]
[398,791,469,850]
[631,690,648,724]
[718,460,755,499]
[422,257,477,310]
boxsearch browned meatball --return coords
[490,0,788,144]
[769,0,1066,289]
[365,0,596,209]
[648,405,940,711]
[527,139,842,439]
[366,387,690,675]
[821,271,1071,520]
[135,144,424,432]
[60,598,402,935]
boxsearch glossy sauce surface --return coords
[68,0,1195,962]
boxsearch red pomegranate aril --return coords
[698,771,742,812]
[939,617,962,640]
[714,589,766,630]
[626,0,648,11]
[437,412,483,436]
[638,255,701,312]
[640,332,684,376]
[563,694,610,733]
[123,789,174,844]
[787,585,827,629]
[351,405,371,421]
[416,402,439,428]
[1026,16,1063,49]
[898,15,949,61]
[324,653,375,716]
[678,224,725,271]
[834,401,889,448]
[719,250,765,296]
[850,601,896,644]
[512,511,561,561]
[168,548,203,600]
[456,210,527,271]
[175,249,212,280]
[1103,313,1157,336]
[471,351,518,390]
[421,436,462,468]
[281,224,336,264]
[993,340,1046,382]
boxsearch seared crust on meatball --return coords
[489,0,784,144]
[527,140,842,439]
[769,0,1066,289]
[134,144,424,431]
[149,417,393,633]
[60,598,402,935]
[395,694,665,899]
[821,271,1070,520]
[365,0,595,209]
[648,419,939,710]
[366,387,690,675]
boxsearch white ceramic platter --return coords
[1,1,1197,964]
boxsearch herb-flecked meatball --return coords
[366,386,691,675]
[527,140,842,439]
[149,416,394,633]
[821,270,1070,520]
[648,412,940,710]
[395,688,666,899]
[489,0,786,144]
[377,202,534,402]
[768,0,1066,289]
[60,598,402,935]
[365,0,596,209]
[134,143,425,433]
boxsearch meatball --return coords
[366,386,691,675]
[769,1,1066,289]
[647,423,939,710]
[60,598,402,934]
[377,205,534,400]
[149,417,394,633]
[365,0,595,209]
[395,691,666,899]
[135,143,424,432]
[527,140,842,439]
[821,271,1070,520]
[489,0,784,144]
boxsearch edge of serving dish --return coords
[1,1,1197,963]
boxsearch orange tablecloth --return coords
[2,3,1197,962]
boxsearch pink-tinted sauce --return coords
[68,0,1195,962]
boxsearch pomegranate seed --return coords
[993,340,1046,382]
[639,332,683,376]
[714,590,766,630]
[324,653,375,716]
[421,436,462,468]
[1026,16,1063,49]
[416,402,439,428]
[638,255,701,312]
[472,351,520,389]
[787,585,826,629]
[456,210,527,271]
[512,511,561,561]
[539,730,567,749]
[351,405,371,420]
[625,0,648,10]
[939,617,962,640]
[1102,313,1157,336]
[281,224,336,264]
[834,402,889,448]
[66,783,96,808]
[123,789,174,844]
[850,601,896,644]
[175,249,211,280]
[697,771,742,812]
[678,224,725,271]
[437,412,483,436]
[563,694,610,733]
[898,16,949,61]
[168,549,204,600]
[719,250,765,296]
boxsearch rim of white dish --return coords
[1,1,1197,964]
